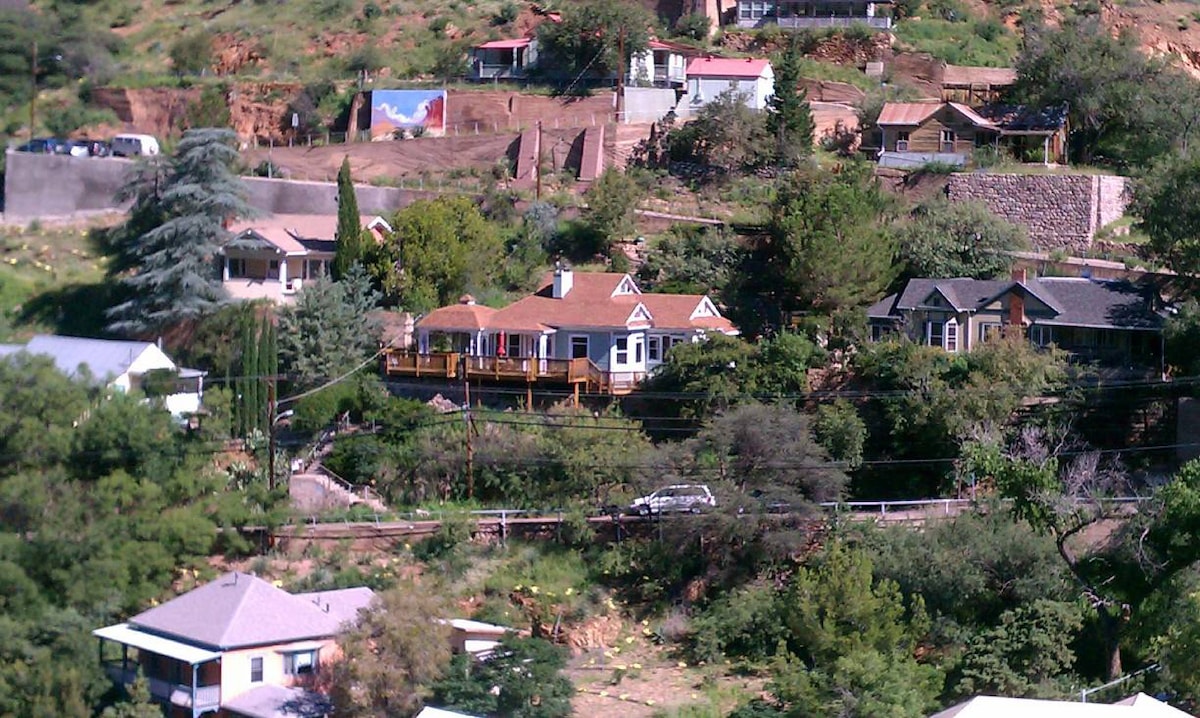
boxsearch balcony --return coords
[103,664,221,712]
[474,64,530,80]
[738,15,892,28]
[383,351,616,393]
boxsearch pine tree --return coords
[766,38,816,167]
[333,156,365,280]
[106,128,254,335]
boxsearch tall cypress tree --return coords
[258,314,276,432]
[333,156,365,280]
[766,38,816,167]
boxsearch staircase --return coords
[289,463,388,514]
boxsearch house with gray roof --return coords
[0,334,205,418]
[868,270,1168,373]
[94,572,375,718]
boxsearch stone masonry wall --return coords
[946,173,1128,252]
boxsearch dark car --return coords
[14,138,61,154]
[61,139,109,157]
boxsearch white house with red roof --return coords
[219,214,392,304]
[385,266,737,396]
[685,57,775,110]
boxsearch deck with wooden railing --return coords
[384,351,614,393]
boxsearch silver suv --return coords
[629,485,716,516]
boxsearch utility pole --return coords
[615,28,626,123]
[462,357,474,500]
[30,40,37,141]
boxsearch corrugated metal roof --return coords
[23,335,168,382]
[875,102,942,126]
[686,57,771,78]
[475,38,532,49]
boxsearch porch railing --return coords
[103,664,220,711]
[383,350,611,389]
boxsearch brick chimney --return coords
[1007,268,1026,335]
[552,262,573,299]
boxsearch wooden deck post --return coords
[526,384,533,409]
[573,382,580,407]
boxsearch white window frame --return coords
[283,649,318,676]
[250,656,264,683]
[979,323,1001,343]
[940,128,956,152]
[647,336,661,363]
[228,258,247,278]
[614,336,629,366]
[896,130,910,152]
[944,318,959,352]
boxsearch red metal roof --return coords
[686,57,771,78]
[475,38,532,50]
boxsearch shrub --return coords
[673,13,711,41]
[168,32,212,75]
[493,1,519,25]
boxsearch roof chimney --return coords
[459,294,476,305]
[1011,267,1027,284]
[553,261,573,299]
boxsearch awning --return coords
[93,623,221,665]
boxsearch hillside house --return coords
[0,334,205,418]
[630,40,697,87]
[470,37,538,80]
[220,214,392,304]
[736,0,893,28]
[685,57,775,110]
[930,693,1193,717]
[875,101,1068,169]
[384,267,738,398]
[94,572,375,718]
[868,271,1168,375]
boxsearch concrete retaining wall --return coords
[946,172,1129,252]
[3,150,447,220]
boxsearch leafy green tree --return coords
[327,580,453,717]
[814,400,866,470]
[1131,152,1200,277]
[0,353,91,474]
[106,128,252,335]
[729,164,896,335]
[333,156,368,280]
[894,198,1028,280]
[582,168,642,254]
[369,197,501,311]
[636,225,742,295]
[767,38,815,166]
[183,85,230,129]
[668,88,772,175]
[536,0,652,80]
[278,265,380,389]
[952,600,1083,699]
[1164,300,1200,376]
[1013,18,1188,165]
[432,636,575,718]
[101,672,164,718]
[169,31,212,75]
[643,334,758,420]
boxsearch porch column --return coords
[222,257,230,281]
[418,329,430,354]
[537,334,548,358]
[278,256,288,287]
[191,663,198,718]
[1043,135,1050,166]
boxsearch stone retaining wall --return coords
[946,173,1128,252]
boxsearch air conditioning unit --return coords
[896,140,909,151]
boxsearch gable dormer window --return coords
[613,276,640,296]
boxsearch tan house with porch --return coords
[94,572,374,718]
[220,214,392,304]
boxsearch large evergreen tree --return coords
[106,128,253,335]
[332,156,367,280]
[766,38,815,166]
[278,265,380,389]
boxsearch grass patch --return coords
[893,17,1019,66]
[794,58,880,92]
[0,224,110,341]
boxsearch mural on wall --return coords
[369,90,447,139]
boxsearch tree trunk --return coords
[1099,606,1123,680]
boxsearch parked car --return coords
[110,133,160,157]
[629,485,716,516]
[61,140,91,157]
[14,138,61,154]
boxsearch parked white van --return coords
[110,134,160,157]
